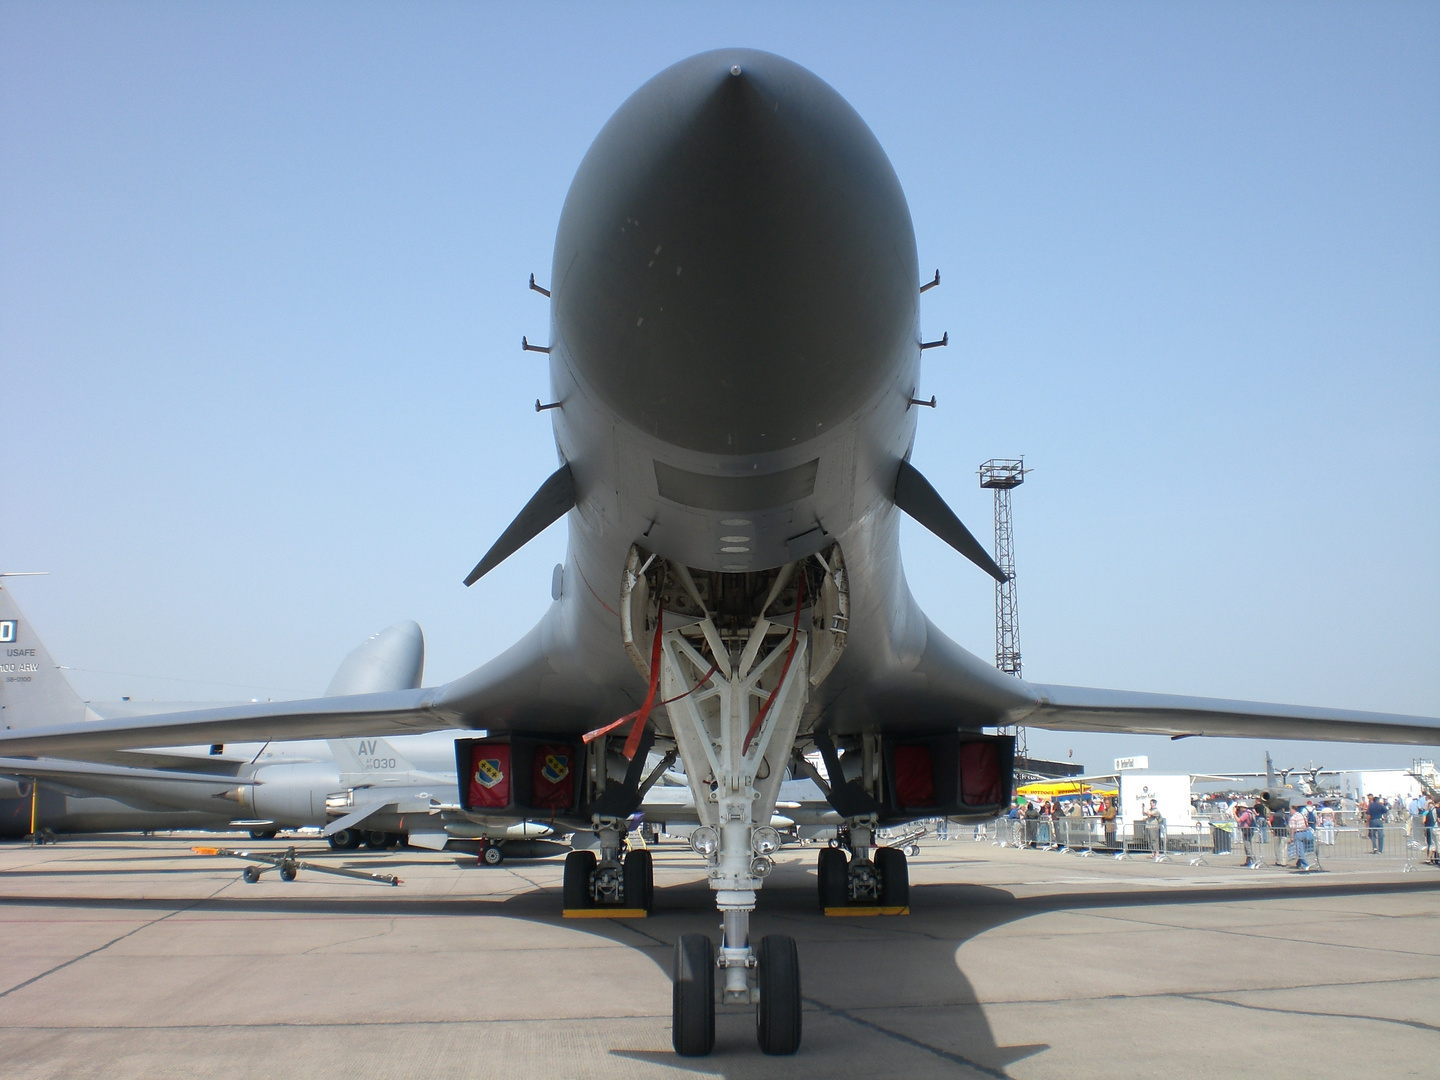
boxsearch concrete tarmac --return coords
[0,834,1435,1079]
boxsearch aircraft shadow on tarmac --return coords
[5,846,1437,1078]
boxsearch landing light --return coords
[690,826,719,858]
[751,826,782,856]
[750,856,773,877]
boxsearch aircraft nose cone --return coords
[552,50,919,456]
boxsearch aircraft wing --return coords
[0,687,459,757]
[0,623,632,758]
[1015,684,1440,745]
[0,756,263,786]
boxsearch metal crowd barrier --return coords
[962,816,1439,873]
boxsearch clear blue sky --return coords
[3,3,1436,774]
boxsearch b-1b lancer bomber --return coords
[5,50,1437,1056]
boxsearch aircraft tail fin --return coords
[0,583,90,732]
[328,735,419,778]
[324,621,426,778]
[1264,751,1278,791]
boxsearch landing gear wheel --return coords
[755,934,802,1054]
[672,933,715,1057]
[623,849,653,912]
[481,843,504,866]
[249,829,277,840]
[563,850,596,909]
[364,831,389,849]
[817,847,848,909]
[328,830,360,851]
[279,865,297,882]
[242,866,261,884]
[875,846,909,908]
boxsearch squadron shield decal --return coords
[466,743,510,808]
[531,743,576,809]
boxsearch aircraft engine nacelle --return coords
[250,761,341,828]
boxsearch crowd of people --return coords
[998,787,1440,869]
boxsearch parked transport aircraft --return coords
[0,586,456,844]
[3,51,1436,1056]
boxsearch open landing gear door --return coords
[456,737,582,817]
[884,732,1015,820]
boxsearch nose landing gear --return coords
[650,561,812,1056]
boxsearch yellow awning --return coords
[1016,780,1118,798]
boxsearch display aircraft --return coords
[4,50,1437,1057]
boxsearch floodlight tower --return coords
[979,458,1028,675]
[980,458,1029,758]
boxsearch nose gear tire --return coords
[672,933,716,1057]
[756,934,802,1055]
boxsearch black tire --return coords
[563,849,596,909]
[756,934,802,1055]
[817,847,848,909]
[279,865,297,882]
[482,844,504,866]
[242,866,261,884]
[672,933,715,1057]
[875,846,909,908]
[384,833,402,848]
[328,830,360,851]
[624,849,653,912]
[364,831,389,849]
[249,829,277,840]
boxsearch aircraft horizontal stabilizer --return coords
[1017,684,1440,745]
[464,464,576,586]
[323,802,388,835]
[893,461,1007,584]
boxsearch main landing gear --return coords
[562,819,654,914]
[817,820,910,911]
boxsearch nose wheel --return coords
[671,931,801,1056]
[672,934,715,1056]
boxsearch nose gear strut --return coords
[635,552,815,1056]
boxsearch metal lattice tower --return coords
[979,458,1027,675]
[980,458,1029,759]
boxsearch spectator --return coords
[1289,805,1314,871]
[1254,794,1271,843]
[1144,799,1165,858]
[1234,802,1258,868]
[1318,802,1335,846]
[1423,798,1438,866]
[1268,805,1289,865]
[1101,797,1118,848]
[1366,794,1388,853]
